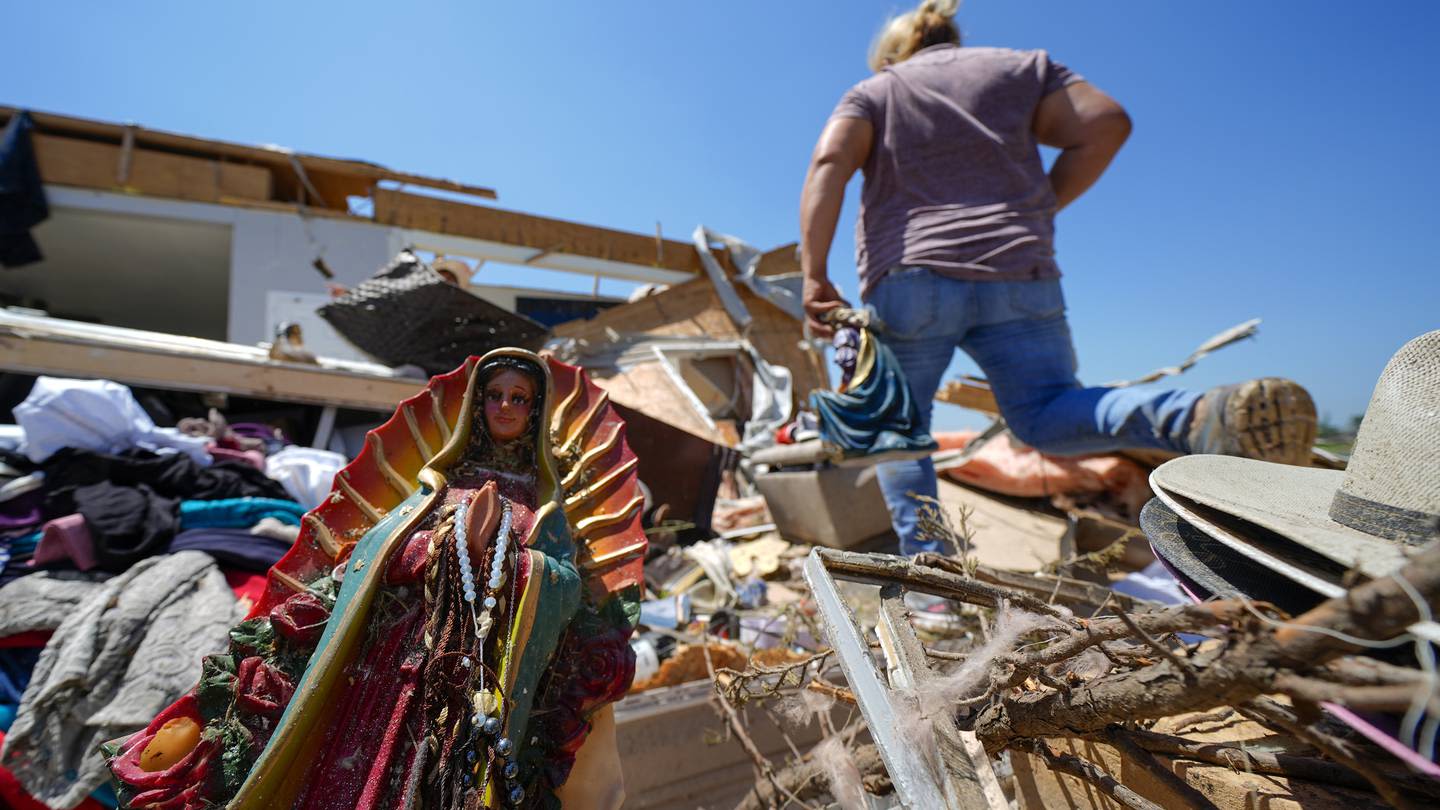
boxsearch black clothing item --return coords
[41,448,289,502]
[43,481,179,572]
[0,111,48,268]
[37,449,289,573]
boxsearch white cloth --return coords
[739,349,794,454]
[264,445,347,509]
[0,424,25,453]
[13,377,212,465]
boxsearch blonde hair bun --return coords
[869,0,962,72]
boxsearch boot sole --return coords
[1224,378,1317,466]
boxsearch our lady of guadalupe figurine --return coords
[105,349,647,809]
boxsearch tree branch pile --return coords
[710,542,1440,808]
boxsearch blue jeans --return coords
[866,269,1202,555]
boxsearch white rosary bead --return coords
[483,595,497,609]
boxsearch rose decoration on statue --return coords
[106,695,220,810]
[234,657,295,719]
[573,627,636,707]
[269,591,329,648]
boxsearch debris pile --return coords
[1,193,1435,809]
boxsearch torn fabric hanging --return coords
[0,111,49,269]
[692,226,806,325]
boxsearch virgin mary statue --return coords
[104,349,647,809]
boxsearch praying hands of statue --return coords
[463,481,503,562]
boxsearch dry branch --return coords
[971,544,1440,751]
[703,645,817,810]
[815,548,1071,620]
[716,540,1440,810]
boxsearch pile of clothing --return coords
[0,377,349,809]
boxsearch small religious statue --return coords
[105,349,646,809]
[810,308,938,463]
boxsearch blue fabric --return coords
[167,529,291,572]
[865,270,1203,555]
[178,498,306,530]
[0,646,43,732]
[7,531,39,557]
[90,781,119,808]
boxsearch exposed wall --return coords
[4,205,231,340]
[25,188,660,365]
[226,209,401,355]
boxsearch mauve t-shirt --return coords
[830,44,1083,297]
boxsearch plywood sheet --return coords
[935,479,1066,571]
[584,362,726,445]
[1012,723,1388,810]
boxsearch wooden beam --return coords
[33,134,272,204]
[372,188,708,277]
[0,311,423,412]
[0,106,497,208]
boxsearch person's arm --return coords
[800,116,873,337]
[1033,82,1132,212]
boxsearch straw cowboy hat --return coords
[1147,330,1440,600]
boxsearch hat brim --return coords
[1151,484,1350,599]
[1140,498,1327,616]
[1150,455,1410,579]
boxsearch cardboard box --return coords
[615,680,839,810]
[755,466,893,548]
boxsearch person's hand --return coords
[802,277,848,338]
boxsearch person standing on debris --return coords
[799,0,1317,555]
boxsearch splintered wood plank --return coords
[936,377,999,415]
[1011,732,1388,810]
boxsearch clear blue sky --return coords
[9,1,1437,432]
